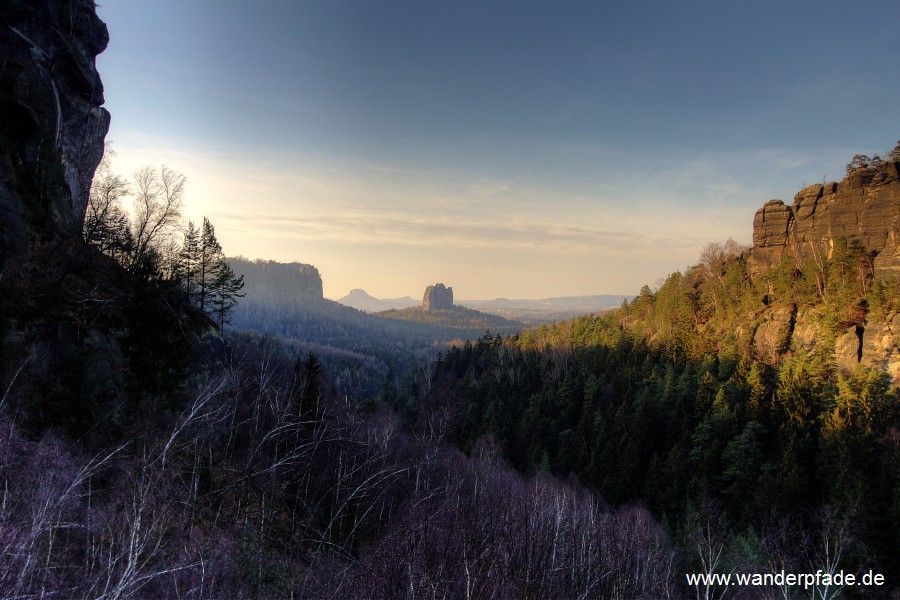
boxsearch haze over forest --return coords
[94,0,900,299]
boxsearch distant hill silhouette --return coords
[336,289,418,312]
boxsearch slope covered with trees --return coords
[3,3,899,594]
[376,304,523,333]
[228,259,528,396]
[84,158,245,333]
[388,150,900,593]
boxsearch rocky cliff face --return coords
[230,258,324,306]
[0,0,110,271]
[748,161,900,275]
[423,283,454,311]
[0,3,231,436]
[747,303,900,382]
[744,160,900,380]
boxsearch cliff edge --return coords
[743,156,900,379]
[0,0,110,271]
[748,160,900,277]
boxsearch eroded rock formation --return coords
[743,160,900,379]
[0,2,230,431]
[423,283,454,311]
[748,162,900,276]
[0,0,110,270]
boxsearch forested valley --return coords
[3,154,899,598]
[387,247,900,595]
[0,144,682,598]
[2,2,900,596]
[226,258,525,399]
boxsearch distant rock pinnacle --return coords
[423,283,453,311]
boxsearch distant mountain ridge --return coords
[464,295,632,324]
[337,289,418,312]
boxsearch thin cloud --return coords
[467,178,510,198]
[105,130,771,296]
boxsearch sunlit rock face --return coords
[744,163,900,380]
[0,0,110,270]
[423,283,454,311]
[747,163,900,275]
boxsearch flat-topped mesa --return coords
[0,0,111,271]
[423,283,454,311]
[229,259,324,305]
[747,161,900,277]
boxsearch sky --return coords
[94,1,900,300]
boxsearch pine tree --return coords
[177,217,241,328]
[209,262,245,334]
[177,220,200,304]
[888,140,900,162]
[198,217,224,312]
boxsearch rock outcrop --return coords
[0,0,110,271]
[747,162,900,275]
[0,4,232,432]
[229,258,324,305]
[423,283,454,311]
[743,159,900,380]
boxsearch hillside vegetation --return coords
[387,155,900,590]
[377,304,523,333]
[2,7,899,592]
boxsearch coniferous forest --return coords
[2,1,900,598]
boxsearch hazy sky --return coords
[95,1,900,300]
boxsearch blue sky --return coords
[95,1,900,299]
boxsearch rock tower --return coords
[423,283,453,311]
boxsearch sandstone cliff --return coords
[0,0,110,271]
[748,161,900,276]
[744,159,900,380]
[423,283,454,311]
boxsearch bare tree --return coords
[804,507,853,600]
[683,497,732,600]
[128,165,185,275]
[83,151,131,260]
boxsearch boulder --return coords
[874,242,900,280]
[752,304,796,363]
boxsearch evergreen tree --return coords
[177,220,200,304]
[174,217,243,330]
[888,140,900,162]
[209,262,245,334]
[198,217,224,312]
